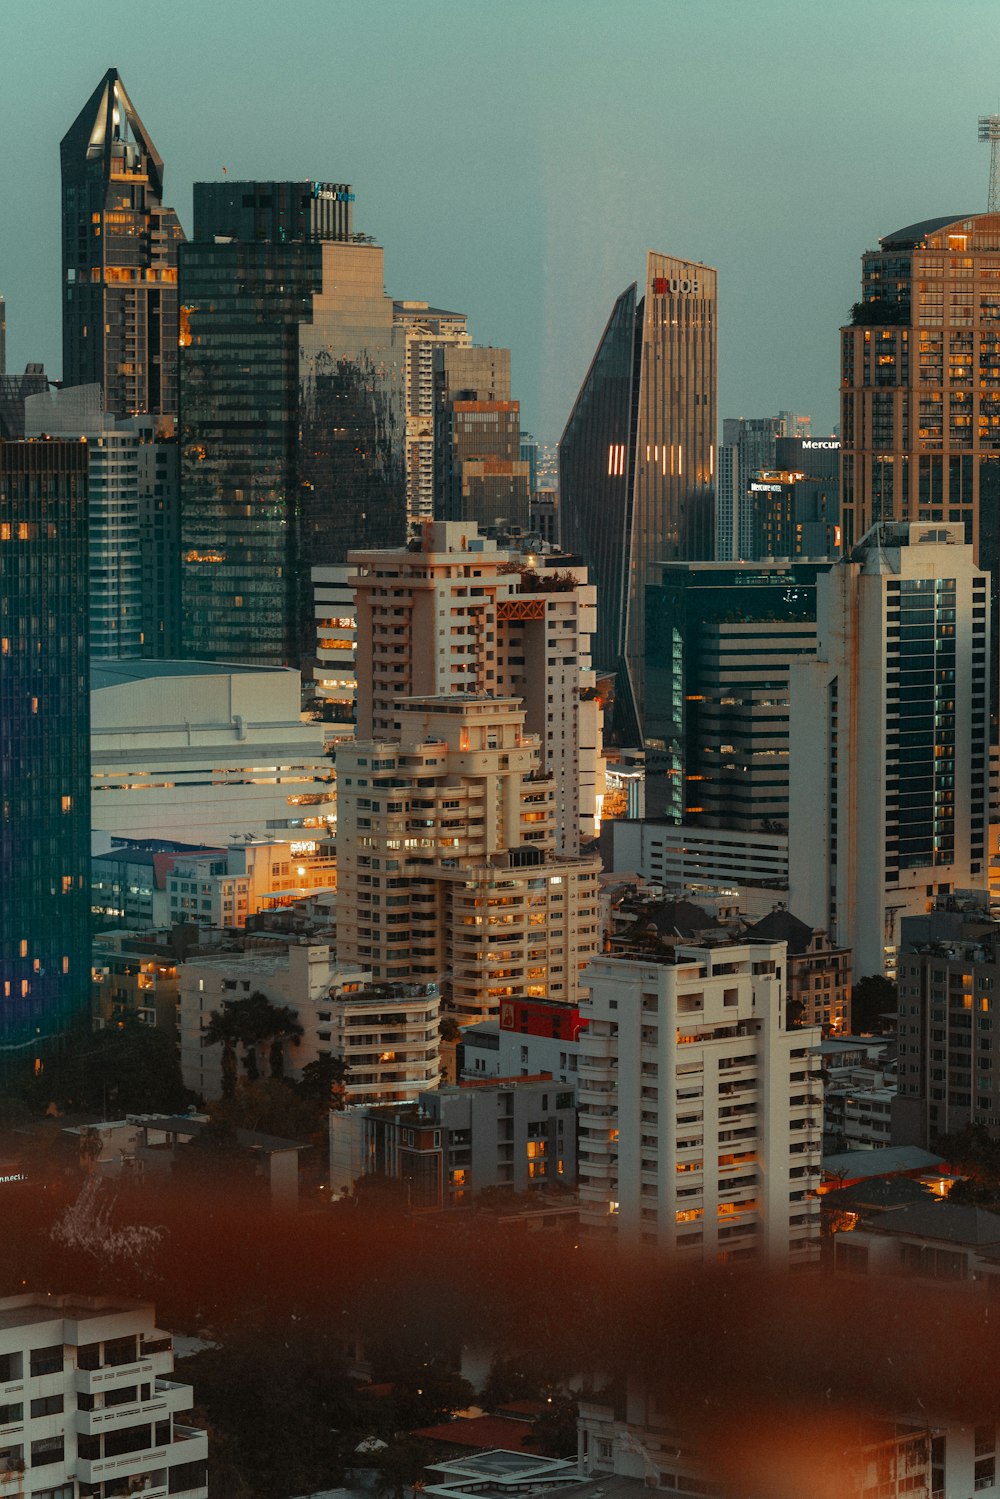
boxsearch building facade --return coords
[336,696,601,1022]
[577,943,823,1263]
[179,186,405,665]
[560,253,717,741]
[90,662,334,848]
[789,522,990,978]
[351,521,604,855]
[61,70,185,418]
[0,1294,207,1499]
[393,300,471,523]
[0,440,91,1058]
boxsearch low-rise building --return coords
[742,907,851,1032]
[0,1293,207,1499]
[180,942,439,1104]
[330,1075,577,1206]
[822,1036,896,1151]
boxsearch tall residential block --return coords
[351,521,604,853]
[336,696,601,1023]
[393,300,471,523]
[1,441,91,1058]
[561,252,717,741]
[179,183,405,665]
[434,346,529,534]
[61,70,185,417]
[789,522,990,978]
[577,942,822,1263]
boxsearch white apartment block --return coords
[577,942,822,1264]
[350,521,604,855]
[789,522,990,978]
[337,695,601,1023]
[179,943,439,1104]
[611,820,788,902]
[393,301,472,524]
[0,1293,207,1499]
[91,662,334,850]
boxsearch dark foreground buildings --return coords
[179,181,406,665]
[61,69,185,418]
[560,251,717,743]
[0,441,91,1060]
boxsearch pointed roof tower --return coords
[60,67,164,199]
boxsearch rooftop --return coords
[859,1199,1000,1247]
[879,215,973,249]
[823,1145,945,1183]
[92,660,293,689]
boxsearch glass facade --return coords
[179,226,405,665]
[0,441,91,1058]
[560,253,716,743]
[644,562,830,826]
[61,70,184,418]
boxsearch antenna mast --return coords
[979,114,1000,212]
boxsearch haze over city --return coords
[3,0,1000,441]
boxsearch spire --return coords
[60,68,164,200]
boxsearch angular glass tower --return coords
[0,441,91,1061]
[61,69,185,417]
[179,185,405,665]
[560,253,717,742]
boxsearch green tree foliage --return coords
[31,1020,190,1116]
[208,1079,321,1142]
[850,974,898,1035]
[531,1395,579,1458]
[296,1053,348,1107]
[204,994,304,1093]
[171,1119,259,1190]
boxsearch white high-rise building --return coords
[393,301,471,524]
[337,695,601,1022]
[0,1293,207,1499]
[351,521,604,854]
[789,521,990,978]
[309,564,357,723]
[577,941,822,1264]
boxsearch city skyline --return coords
[2,0,999,445]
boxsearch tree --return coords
[204,1009,240,1099]
[30,1021,190,1116]
[439,1017,462,1045]
[172,1119,259,1189]
[531,1395,579,1457]
[208,1079,320,1142]
[369,1437,431,1499]
[850,974,898,1034]
[296,1053,348,1107]
[204,994,304,1092]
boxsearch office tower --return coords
[0,440,90,1059]
[179,182,405,665]
[393,300,471,523]
[745,442,841,560]
[893,898,1000,1146]
[778,409,812,439]
[434,346,530,533]
[577,941,822,1263]
[25,385,141,659]
[560,252,717,742]
[520,431,540,493]
[60,69,185,417]
[192,178,355,241]
[715,441,740,559]
[136,421,180,657]
[789,521,990,979]
[644,558,832,826]
[0,295,5,373]
[336,695,601,1022]
[351,521,604,854]
[0,1294,207,1499]
[0,364,48,440]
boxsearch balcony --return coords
[77,1428,207,1486]
[75,1351,172,1396]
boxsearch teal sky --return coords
[3,0,999,444]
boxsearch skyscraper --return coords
[434,346,530,534]
[0,440,91,1060]
[60,70,185,418]
[560,252,717,742]
[789,522,989,978]
[179,183,405,665]
[393,300,471,524]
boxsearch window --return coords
[29,1397,62,1419]
[29,1437,64,1468]
[0,1406,21,1426]
[28,1348,62,1379]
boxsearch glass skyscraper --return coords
[560,252,717,742]
[0,440,91,1060]
[61,70,185,418]
[179,183,405,665]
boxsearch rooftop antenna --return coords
[979,113,1000,212]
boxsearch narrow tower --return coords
[61,70,185,416]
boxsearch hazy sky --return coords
[3,0,999,445]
